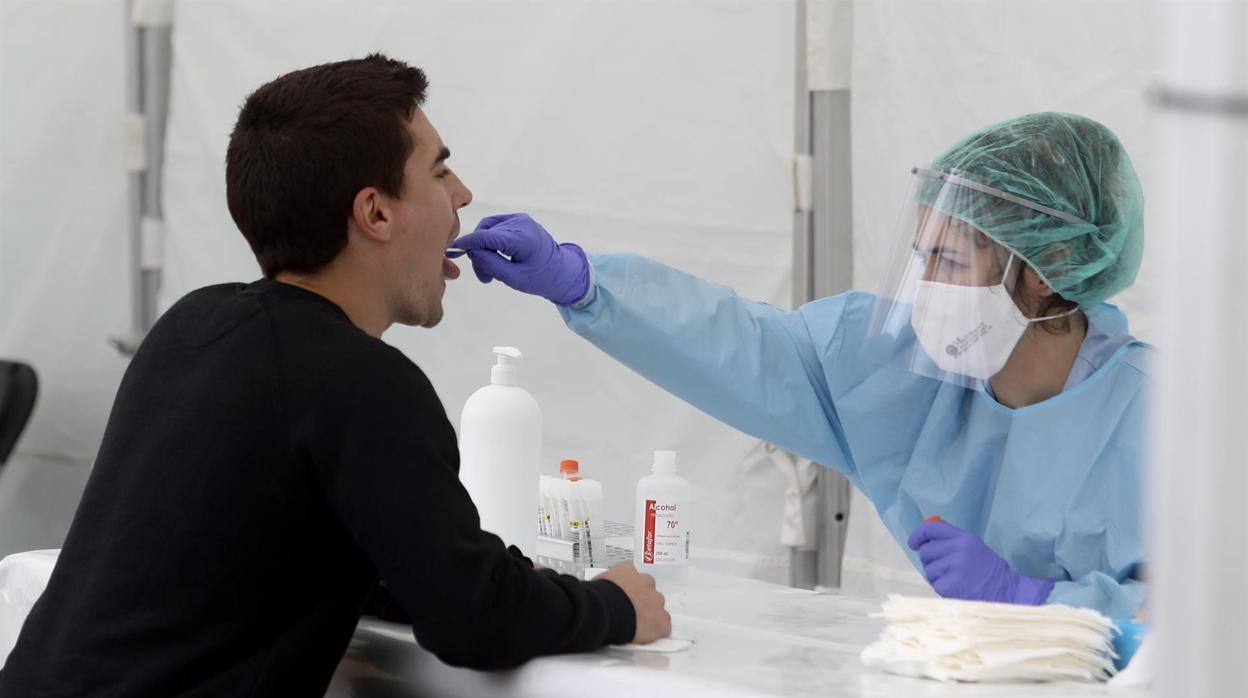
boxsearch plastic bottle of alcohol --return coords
[634,450,692,587]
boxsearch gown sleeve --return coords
[560,252,856,477]
[1049,574,1147,620]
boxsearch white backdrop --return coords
[0,0,130,557]
[0,0,131,461]
[841,0,1160,597]
[159,0,800,581]
[0,0,1163,591]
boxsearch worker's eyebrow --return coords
[432,146,450,168]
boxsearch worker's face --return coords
[385,109,473,328]
[912,206,1008,287]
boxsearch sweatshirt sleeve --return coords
[295,350,634,669]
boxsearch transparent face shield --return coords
[862,168,1082,385]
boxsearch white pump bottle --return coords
[458,347,542,554]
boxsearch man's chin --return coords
[389,302,443,329]
[414,302,444,329]
[419,311,443,329]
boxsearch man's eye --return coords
[436,169,451,180]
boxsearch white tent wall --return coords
[840,0,1160,599]
[0,0,130,557]
[159,0,800,582]
[1153,3,1247,696]
[0,0,1170,595]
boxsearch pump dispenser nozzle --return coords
[491,346,522,385]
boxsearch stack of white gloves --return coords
[861,594,1117,683]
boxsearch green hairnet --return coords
[922,112,1144,307]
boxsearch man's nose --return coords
[454,174,473,209]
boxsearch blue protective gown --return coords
[560,253,1150,618]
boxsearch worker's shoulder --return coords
[795,290,875,336]
[1115,339,1157,379]
[797,290,876,315]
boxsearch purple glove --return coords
[451,213,591,306]
[907,520,1054,605]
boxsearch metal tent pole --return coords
[789,0,854,590]
[112,0,172,356]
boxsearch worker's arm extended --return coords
[562,252,855,474]
[453,213,858,476]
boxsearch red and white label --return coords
[643,499,657,564]
[641,499,688,565]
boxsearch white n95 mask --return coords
[910,255,1075,380]
[865,167,1092,385]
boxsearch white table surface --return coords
[326,568,1151,698]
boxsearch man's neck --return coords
[989,312,1088,409]
[273,269,390,338]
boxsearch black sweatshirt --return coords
[0,280,633,697]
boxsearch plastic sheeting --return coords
[842,0,1159,599]
[0,549,58,671]
[159,0,798,581]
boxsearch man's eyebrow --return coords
[432,146,450,167]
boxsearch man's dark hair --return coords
[225,53,428,278]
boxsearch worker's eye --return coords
[436,168,452,180]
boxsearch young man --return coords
[0,54,668,697]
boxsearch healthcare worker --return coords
[453,113,1149,618]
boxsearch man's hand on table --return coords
[598,562,671,644]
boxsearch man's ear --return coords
[351,187,393,242]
